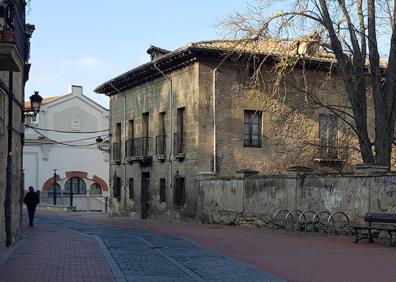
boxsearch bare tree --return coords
[220,0,396,169]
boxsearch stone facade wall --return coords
[107,56,379,220]
[197,169,396,225]
[199,61,356,176]
[0,69,26,250]
[109,63,205,219]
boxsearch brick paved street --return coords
[0,219,114,282]
[39,210,396,282]
[3,210,396,281]
[0,211,283,282]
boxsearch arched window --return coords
[48,183,61,195]
[90,183,102,195]
[65,177,86,194]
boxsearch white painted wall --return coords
[23,85,110,198]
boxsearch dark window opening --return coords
[128,178,134,200]
[113,175,121,201]
[90,183,102,195]
[64,177,87,194]
[174,176,185,207]
[127,120,134,157]
[159,178,166,202]
[47,183,61,196]
[319,114,338,159]
[244,110,262,148]
[142,112,149,137]
[156,112,166,156]
[174,107,185,154]
[113,123,122,161]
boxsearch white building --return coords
[23,85,110,211]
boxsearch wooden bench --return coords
[352,213,396,246]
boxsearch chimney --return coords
[146,45,170,61]
[69,85,83,96]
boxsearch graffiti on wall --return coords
[374,176,396,212]
[303,183,352,212]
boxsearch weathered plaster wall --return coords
[198,171,396,225]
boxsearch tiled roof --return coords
[95,38,388,95]
[24,96,61,110]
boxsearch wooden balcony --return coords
[0,3,29,72]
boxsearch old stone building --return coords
[0,0,34,248]
[95,39,361,219]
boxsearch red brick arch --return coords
[65,171,88,179]
[42,171,108,192]
[42,175,61,191]
[92,175,109,191]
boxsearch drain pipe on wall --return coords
[153,63,173,202]
[110,83,127,214]
[212,67,218,174]
[212,55,228,174]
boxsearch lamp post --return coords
[52,169,57,205]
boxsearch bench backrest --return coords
[364,213,396,224]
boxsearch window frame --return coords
[243,110,263,148]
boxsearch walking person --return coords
[24,186,40,226]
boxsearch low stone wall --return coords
[196,167,396,225]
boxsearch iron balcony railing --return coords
[318,140,338,160]
[0,3,28,60]
[173,132,185,154]
[131,137,153,157]
[156,135,166,156]
[112,142,121,162]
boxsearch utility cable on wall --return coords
[25,124,109,134]
[30,127,110,147]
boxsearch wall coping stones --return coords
[353,164,389,175]
[197,172,218,180]
[287,166,313,177]
[235,169,259,178]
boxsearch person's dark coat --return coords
[24,191,40,209]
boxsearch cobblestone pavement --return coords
[38,211,396,282]
[31,214,284,282]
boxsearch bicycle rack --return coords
[298,210,316,232]
[328,211,351,235]
[272,209,289,229]
[313,210,331,233]
[285,209,303,232]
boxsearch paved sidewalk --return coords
[0,219,114,282]
[46,210,396,282]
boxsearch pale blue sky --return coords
[25,1,248,108]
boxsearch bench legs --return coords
[388,231,395,247]
[353,227,374,243]
[354,227,396,246]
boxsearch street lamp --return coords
[29,91,43,116]
[96,136,110,152]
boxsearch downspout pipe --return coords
[212,56,229,174]
[110,83,127,214]
[212,68,217,174]
[153,63,173,201]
